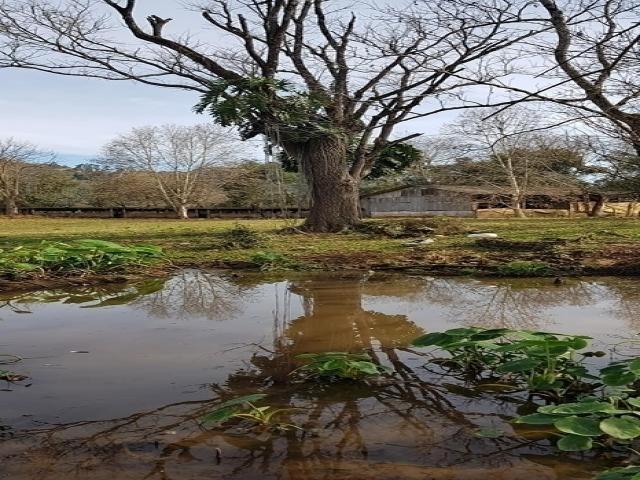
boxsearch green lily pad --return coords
[600,416,640,440]
[602,371,637,387]
[557,434,593,451]
[553,416,602,436]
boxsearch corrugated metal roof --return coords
[361,184,590,199]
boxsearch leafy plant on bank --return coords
[412,327,597,399]
[496,260,553,277]
[0,239,164,275]
[293,352,388,380]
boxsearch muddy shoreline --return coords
[1,253,639,294]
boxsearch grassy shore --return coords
[1,216,640,279]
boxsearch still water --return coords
[1,271,640,479]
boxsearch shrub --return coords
[357,217,468,238]
[249,251,293,271]
[218,224,263,249]
[496,260,552,277]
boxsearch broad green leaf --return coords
[201,405,242,425]
[469,329,512,341]
[557,434,593,451]
[553,416,602,436]
[444,328,480,336]
[629,359,640,375]
[351,361,380,375]
[627,398,640,409]
[567,337,589,350]
[594,466,640,480]
[600,416,640,440]
[201,394,267,425]
[602,371,637,387]
[601,363,628,375]
[412,332,453,347]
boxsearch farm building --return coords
[360,184,639,218]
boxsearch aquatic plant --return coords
[200,394,299,432]
[231,403,301,431]
[0,353,27,382]
[200,394,267,426]
[0,369,28,382]
[218,224,263,249]
[0,239,163,275]
[412,327,596,398]
[515,396,640,452]
[599,358,640,388]
[496,260,553,277]
[593,466,640,479]
[294,352,388,380]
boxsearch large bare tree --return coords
[102,124,241,218]
[0,0,538,231]
[484,0,640,155]
[0,138,51,215]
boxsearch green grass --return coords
[1,217,639,274]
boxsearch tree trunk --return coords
[512,195,526,218]
[296,136,361,232]
[626,201,637,217]
[177,204,189,219]
[589,194,607,217]
[5,197,18,216]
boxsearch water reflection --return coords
[4,272,640,332]
[407,277,604,329]
[1,271,639,479]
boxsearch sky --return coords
[0,69,210,165]
[0,0,473,166]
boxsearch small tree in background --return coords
[449,107,588,217]
[101,124,243,219]
[0,138,52,215]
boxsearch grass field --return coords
[1,216,640,275]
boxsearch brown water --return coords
[1,271,640,480]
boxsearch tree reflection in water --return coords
[0,272,610,480]
[0,270,254,321]
[408,277,608,329]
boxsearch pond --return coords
[1,271,640,479]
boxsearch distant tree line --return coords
[1,111,638,218]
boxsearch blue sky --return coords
[0,66,454,166]
[0,69,205,165]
